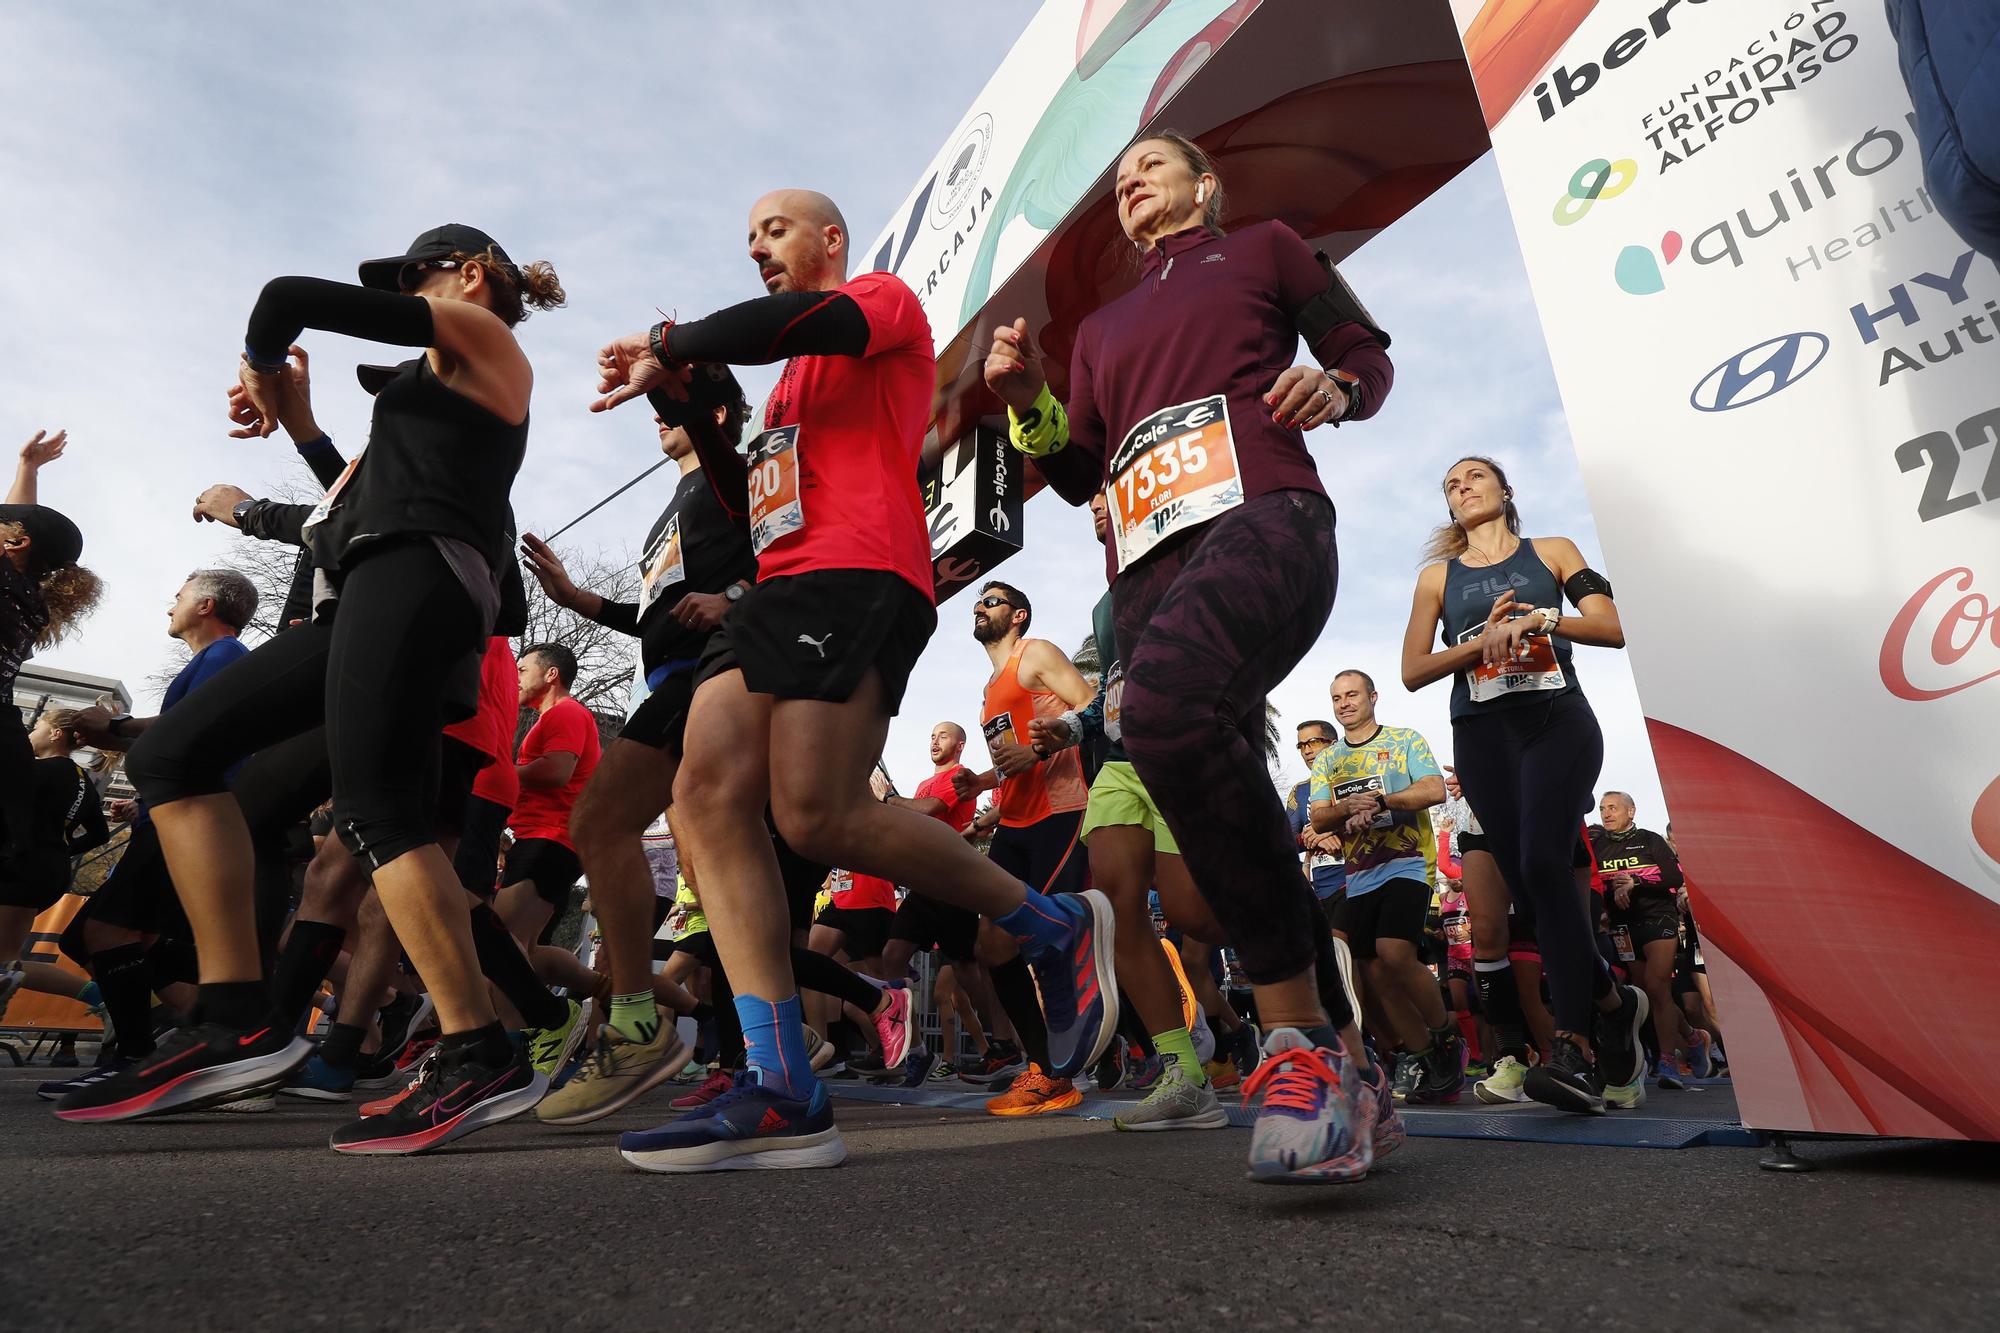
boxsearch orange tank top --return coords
[981,639,1090,827]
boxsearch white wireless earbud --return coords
[1195,184,1206,205]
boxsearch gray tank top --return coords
[1440,538,1578,720]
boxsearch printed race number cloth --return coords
[1457,619,1566,703]
[1106,395,1241,571]
[748,426,803,556]
[637,513,684,614]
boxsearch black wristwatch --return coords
[649,320,674,366]
[108,713,137,740]
[232,498,261,528]
[1327,368,1363,424]
[723,582,746,603]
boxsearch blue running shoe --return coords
[280,1054,358,1102]
[1243,1029,1373,1185]
[1024,889,1119,1080]
[618,1074,846,1173]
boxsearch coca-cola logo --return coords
[1880,566,2000,702]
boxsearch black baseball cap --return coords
[356,363,400,395]
[650,362,747,433]
[358,224,517,292]
[0,503,83,574]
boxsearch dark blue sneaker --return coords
[280,1054,358,1102]
[898,1045,935,1088]
[1024,889,1119,1080]
[618,1075,846,1173]
[39,1057,134,1101]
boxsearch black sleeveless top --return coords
[1440,538,1579,720]
[312,356,527,578]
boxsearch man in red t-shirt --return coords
[498,643,601,947]
[590,189,1116,1173]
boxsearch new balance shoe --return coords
[1408,1033,1467,1105]
[1687,1028,1715,1080]
[984,1064,1082,1117]
[330,1039,545,1155]
[1522,1035,1606,1115]
[280,1054,359,1102]
[39,1057,135,1102]
[670,1069,735,1110]
[1244,1029,1372,1184]
[537,1017,692,1126]
[1591,984,1649,1090]
[1360,1058,1405,1158]
[1475,1054,1531,1104]
[55,1025,311,1122]
[619,1074,846,1173]
[872,984,912,1070]
[1114,1061,1227,1132]
[1020,889,1118,1080]
[525,998,587,1078]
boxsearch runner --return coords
[589,188,1116,1171]
[70,225,569,1154]
[496,644,600,947]
[952,579,1097,1116]
[1589,792,1699,1089]
[1400,454,1648,1115]
[986,132,1395,1181]
[0,711,110,993]
[1287,720,1347,919]
[1307,670,1462,1103]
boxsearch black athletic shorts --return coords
[433,736,483,837]
[987,810,1087,896]
[1610,897,1681,952]
[696,569,936,716]
[889,892,980,962]
[453,793,511,898]
[1333,877,1430,960]
[622,665,695,754]
[82,821,189,938]
[504,836,583,913]
[0,848,68,912]
[814,904,894,961]
[1458,829,1488,857]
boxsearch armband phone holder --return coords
[1295,251,1391,351]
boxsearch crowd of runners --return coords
[0,132,1721,1183]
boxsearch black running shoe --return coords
[1591,984,1650,1090]
[1408,1032,1467,1105]
[54,1024,311,1122]
[1522,1035,1606,1115]
[328,1038,546,1155]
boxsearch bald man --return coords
[591,191,1118,1172]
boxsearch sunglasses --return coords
[398,258,461,292]
[1296,737,1330,749]
[975,596,1013,610]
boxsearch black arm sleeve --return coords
[664,290,871,366]
[589,598,641,637]
[242,501,316,548]
[297,439,348,490]
[245,277,436,365]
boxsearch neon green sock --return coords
[1151,1027,1205,1086]
[609,992,660,1044]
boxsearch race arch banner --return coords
[1452,0,2000,1138]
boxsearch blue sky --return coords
[1,2,1667,825]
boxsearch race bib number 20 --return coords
[748,426,803,556]
[1107,394,1242,571]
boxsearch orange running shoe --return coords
[1205,1057,1241,1092]
[985,1064,1083,1117]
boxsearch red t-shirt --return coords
[446,638,520,811]
[751,272,936,600]
[915,764,979,833]
[510,696,601,846]
[832,871,897,912]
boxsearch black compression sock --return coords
[1475,959,1529,1060]
[195,979,272,1032]
[791,946,882,1013]
[467,904,568,1030]
[269,919,346,1028]
[320,1021,366,1069]
[989,956,1051,1071]
[440,1020,514,1069]
[91,944,157,1060]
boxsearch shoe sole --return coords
[1474,1079,1528,1105]
[279,1084,354,1103]
[1522,1068,1606,1115]
[620,1126,847,1173]
[1114,1106,1229,1132]
[54,1038,314,1123]
[207,1096,277,1113]
[1046,889,1120,1081]
[329,1071,550,1155]
[536,1036,695,1126]
[987,1090,1084,1118]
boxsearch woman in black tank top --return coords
[1400,455,1648,1117]
[87,229,573,1148]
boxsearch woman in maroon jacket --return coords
[985,132,1393,1183]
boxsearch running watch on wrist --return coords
[1326,368,1363,423]
[723,583,746,603]
[231,498,260,527]
[649,320,675,367]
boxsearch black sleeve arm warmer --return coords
[245,277,436,365]
[663,290,871,366]
[1563,567,1614,607]
[242,501,315,548]
[590,598,642,637]
[297,438,348,491]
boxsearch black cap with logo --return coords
[358,224,517,292]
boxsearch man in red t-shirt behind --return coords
[499,643,601,947]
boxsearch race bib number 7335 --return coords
[1107,394,1242,571]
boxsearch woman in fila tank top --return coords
[1401,454,1647,1117]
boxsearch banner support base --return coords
[1758,1132,1817,1173]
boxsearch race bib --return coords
[1444,914,1472,946]
[1458,618,1567,703]
[1103,660,1125,745]
[1107,394,1242,571]
[637,512,685,614]
[1611,924,1636,963]
[747,426,803,556]
[300,454,363,544]
[981,712,1019,755]
[1332,773,1393,831]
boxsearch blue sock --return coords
[733,992,815,1100]
[78,980,102,1009]
[994,887,1073,954]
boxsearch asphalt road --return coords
[4,1065,1995,1332]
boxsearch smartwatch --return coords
[108,713,137,740]
[724,583,747,603]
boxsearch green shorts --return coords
[1079,761,1180,855]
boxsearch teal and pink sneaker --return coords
[1243,1029,1375,1184]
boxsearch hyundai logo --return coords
[1689,332,1829,412]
